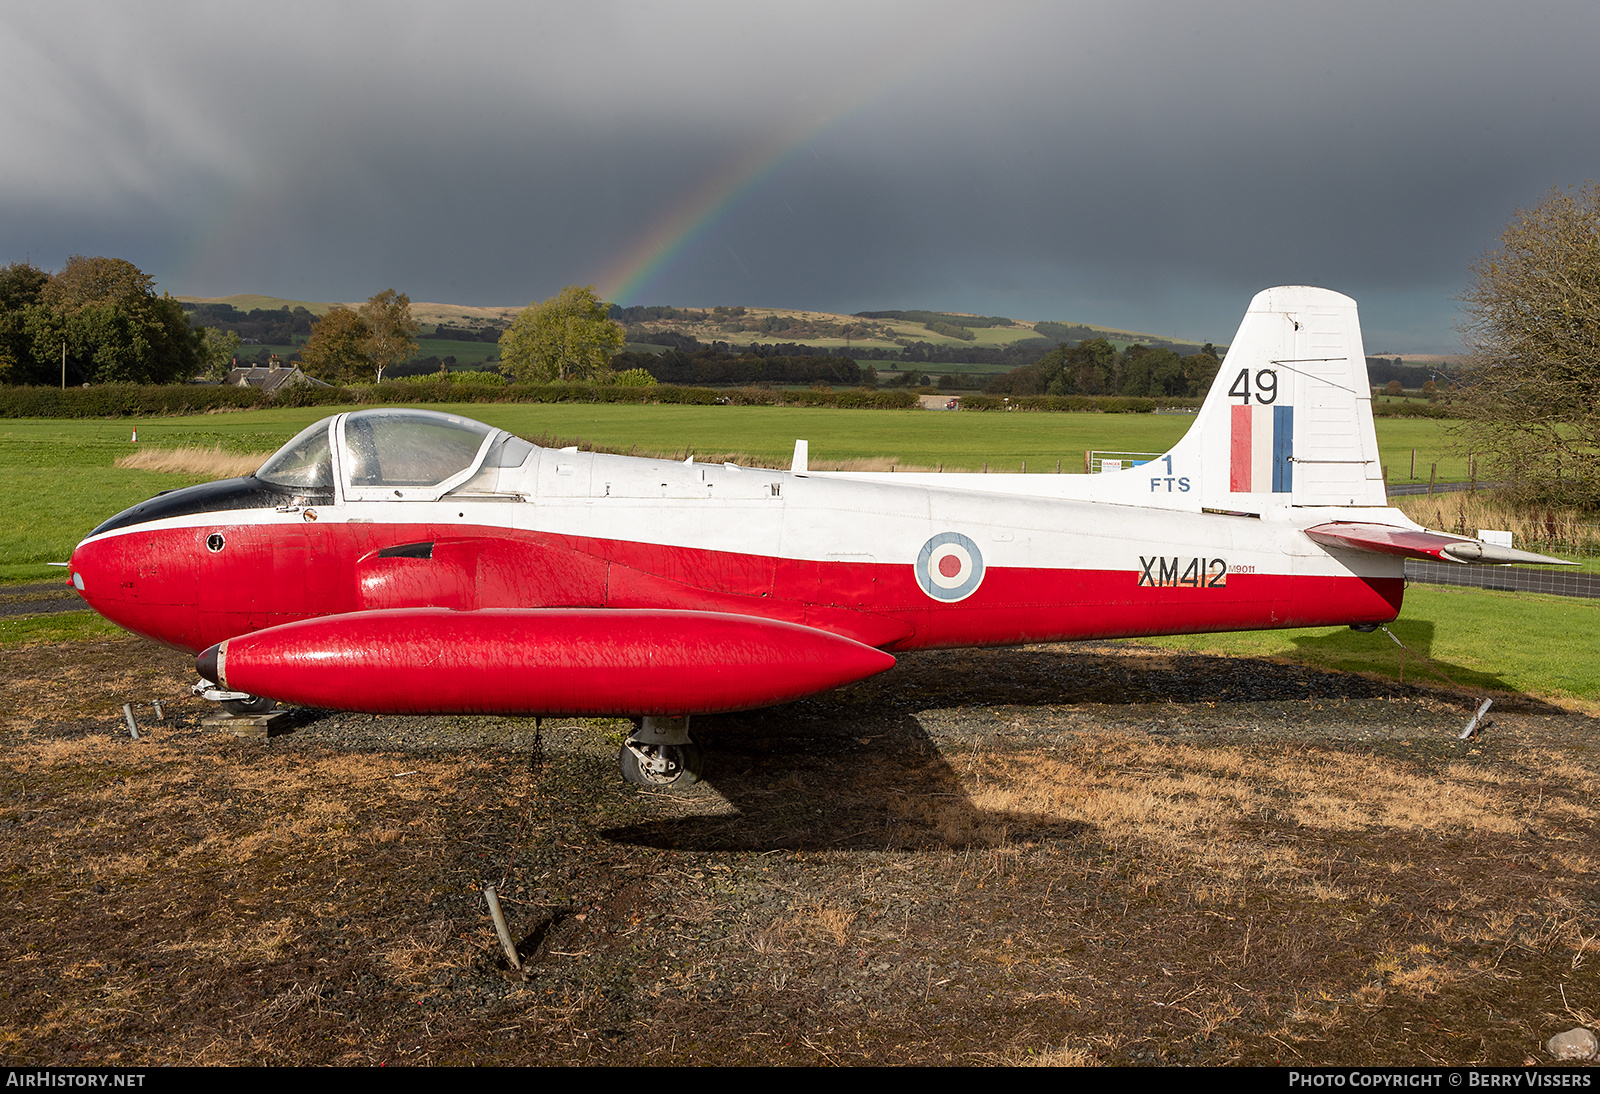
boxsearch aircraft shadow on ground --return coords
[847,639,1539,710]
[599,640,1564,852]
[602,706,1093,852]
[1284,618,1529,699]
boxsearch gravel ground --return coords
[1,634,1596,1066]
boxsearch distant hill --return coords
[179,295,1212,355]
[177,295,520,330]
[611,304,1209,355]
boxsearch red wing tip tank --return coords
[196,608,897,717]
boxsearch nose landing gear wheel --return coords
[619,742,704,787]
[221,695,275,715]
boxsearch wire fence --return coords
[1404,536,1599,598]
[1405,558,1600,598]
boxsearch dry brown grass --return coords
[960,731,1545,864]
[1392,491,1599,550]
[756,901,859,949]
[115,446,269,479]
[384,920,477,987]
[1016,1040,1103,1066]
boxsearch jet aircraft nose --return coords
[69,475,295,654]
[69,526,203,653]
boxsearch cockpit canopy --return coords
[256,408,533,501]
[256,418,337,493]
[343,409,496,492]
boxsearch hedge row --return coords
[1,382,1461,420]
[0,381,920,418]
[0,383,271,418]
[958,394,1160,413]
[1372,401,1458,418]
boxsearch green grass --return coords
[0,412,328,568]
[463,403,1194,468]
[412,338,501,365]
[0,611,122,647]
[1378,419,1473,483]
[0,408,1466,568]
[1137,585,1600,706]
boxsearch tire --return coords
[221,695,275,715]
[619,742,704,788]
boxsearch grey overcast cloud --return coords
[3,0,1597,352]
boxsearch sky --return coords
[3,1,1598,353]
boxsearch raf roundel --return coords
[915,532,985,602]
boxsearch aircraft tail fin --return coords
[1170,286,1386,510]
[811,286,1389,512]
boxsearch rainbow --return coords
[591,129,806,306]
[591,22,996,307]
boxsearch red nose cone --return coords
[68,529,203,652]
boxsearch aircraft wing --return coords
[1303,522,1574,565]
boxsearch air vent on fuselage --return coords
[377,541,435,559]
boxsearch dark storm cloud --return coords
[3,1,1598,351]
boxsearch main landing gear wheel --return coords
[619,741,704,787]
[619,715,703,787]
[221,695,275,715]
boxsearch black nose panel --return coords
[86,477,304,537]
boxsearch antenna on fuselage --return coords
[791,439,809,474]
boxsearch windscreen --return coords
[255,417,335,492]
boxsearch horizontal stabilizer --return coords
[1304,523,1575,566]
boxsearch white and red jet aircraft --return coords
[68,287,1563,785]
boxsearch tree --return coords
[0,262,50,384]
[500,285,624,383]
[358,289,419,383]
[0,255,200,385]
[298,306,371,383]
[609,367,658,387]
[40,255,155,312]
[1459,183,1600,509]
[199,327,242,381]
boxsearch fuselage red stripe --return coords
[71,520,1404,656]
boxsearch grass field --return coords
[1142,586,1600,711]
[0,405,1471,575]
